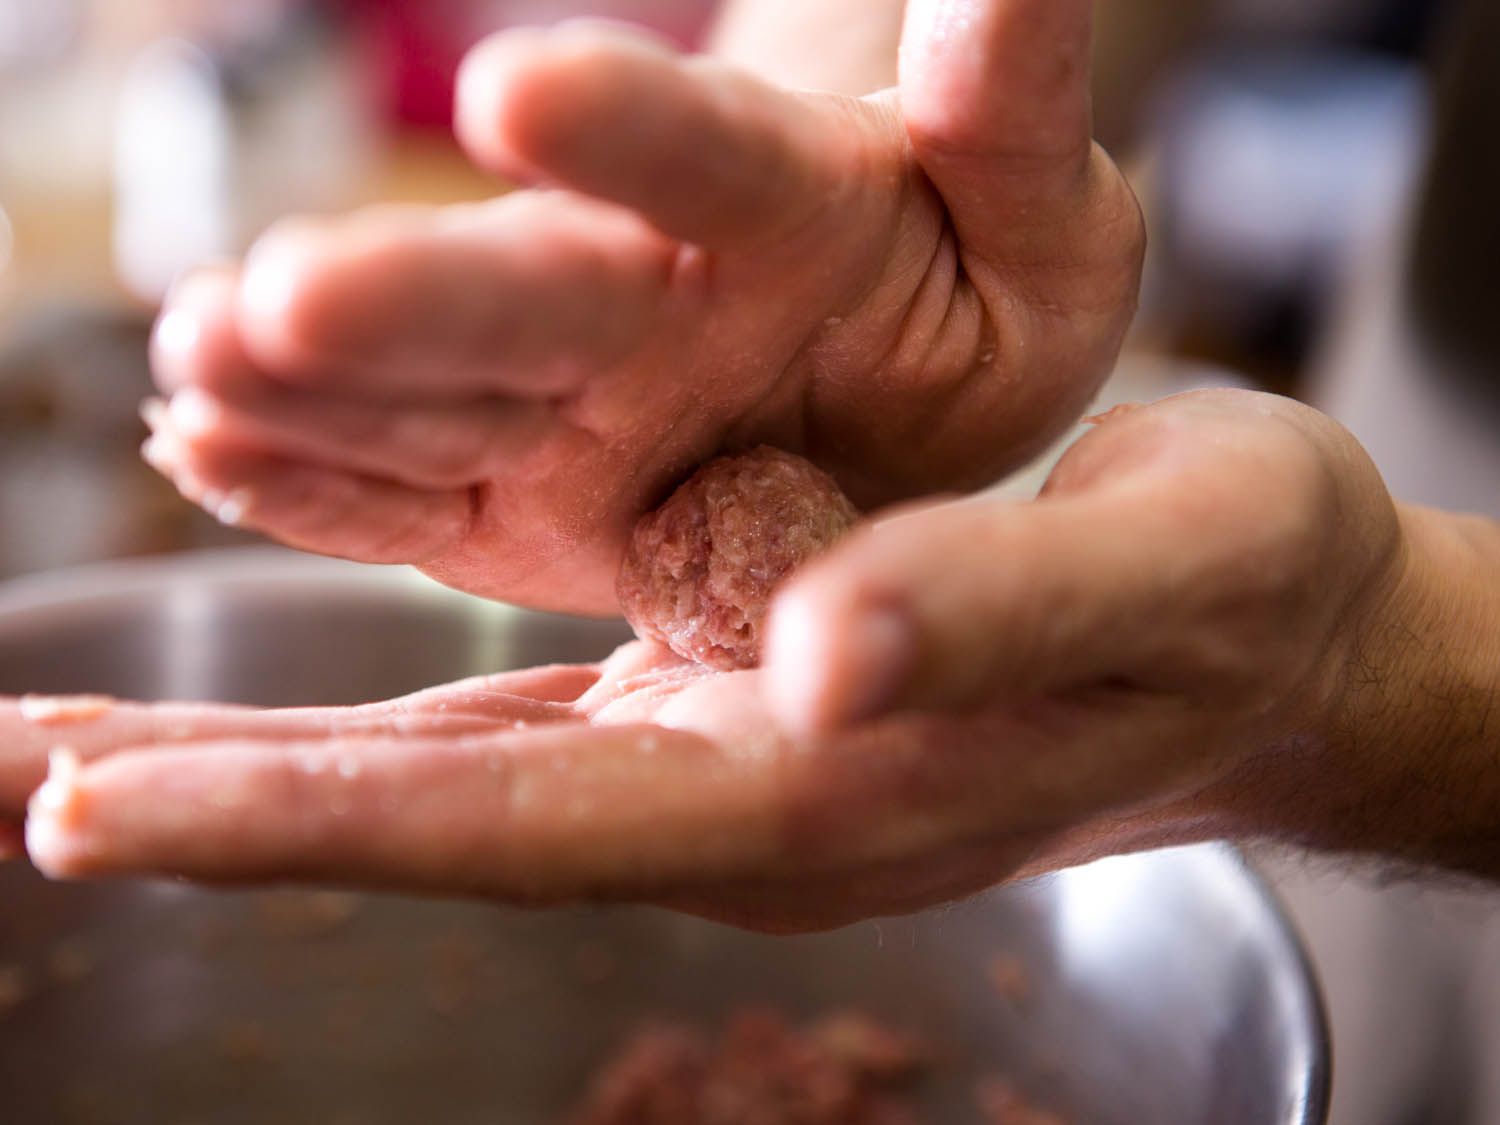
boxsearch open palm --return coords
[4,639,1054,932]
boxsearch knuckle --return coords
[389,414,501,488]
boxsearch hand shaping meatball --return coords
[617,447,859,670]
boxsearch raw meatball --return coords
[618,447,859,670]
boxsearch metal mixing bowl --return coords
[0,550,1329,1124]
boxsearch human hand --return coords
[23,390,1496,924]
[756,387,1500,878]
[7,641,1066,932]
[143,1,1142,614]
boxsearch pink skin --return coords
[142,4,1142,615]
[7,391,1443,931]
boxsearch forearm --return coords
[706,0,904,94]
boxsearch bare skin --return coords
[12,391,1500,931]
[140,0,1142,615]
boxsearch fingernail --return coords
[32,747,82,817]
[240,233,308,330]
[25,748,85,879]
[201,488,226,510]
[154,304,198,350]
[18,695,114,726]
[141,425,192,475]
[831,603,918,726]
[141,433,175,472]
[212,487,253,527]
[168,387,222,437]
[139,396,168,431]
[24,815,75,879]
[765,598,917,734]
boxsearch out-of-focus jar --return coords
[113,4,374,302]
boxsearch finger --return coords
[408,665,603,708]
[574,640,710,724]
[24,706,1110,896]
[235,195,677,397]
[24,727,744,892]
[763,394,1321,732]
[0,697,260,816]
[161,385,559,492]
[151,265,262,396]
[900,0,1094,201]
[898,0,1145,294]
[0,672,590,816]
[141,409,474,564]
[896,0,1143,451]
[762,493,1158,733]
[456,21,876,249]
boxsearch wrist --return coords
[1261,504,1500,872]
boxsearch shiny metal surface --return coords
[0,550,1329,1124]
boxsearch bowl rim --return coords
[0,548,1332,1123]
[0,547,482,618]
[1170,846,1332,1125]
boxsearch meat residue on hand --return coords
[617,447,859,670]
[1081,402,1145,428]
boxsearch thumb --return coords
[898,0,1104,253]
[762,391,1335,735]
[755,393,1314,740]
[762,488,1164,734]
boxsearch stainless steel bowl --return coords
[0,550,1329,1125]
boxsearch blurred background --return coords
[0,1,1497,1122]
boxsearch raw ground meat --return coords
[563,1010,927,1125]
[984,955,1029,1004]
[565,1008,1071,1125]
[974,1078,1068,1125]
[617,447,859,670]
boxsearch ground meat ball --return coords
[563,1010,927,1125]
[618,447,860,670]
